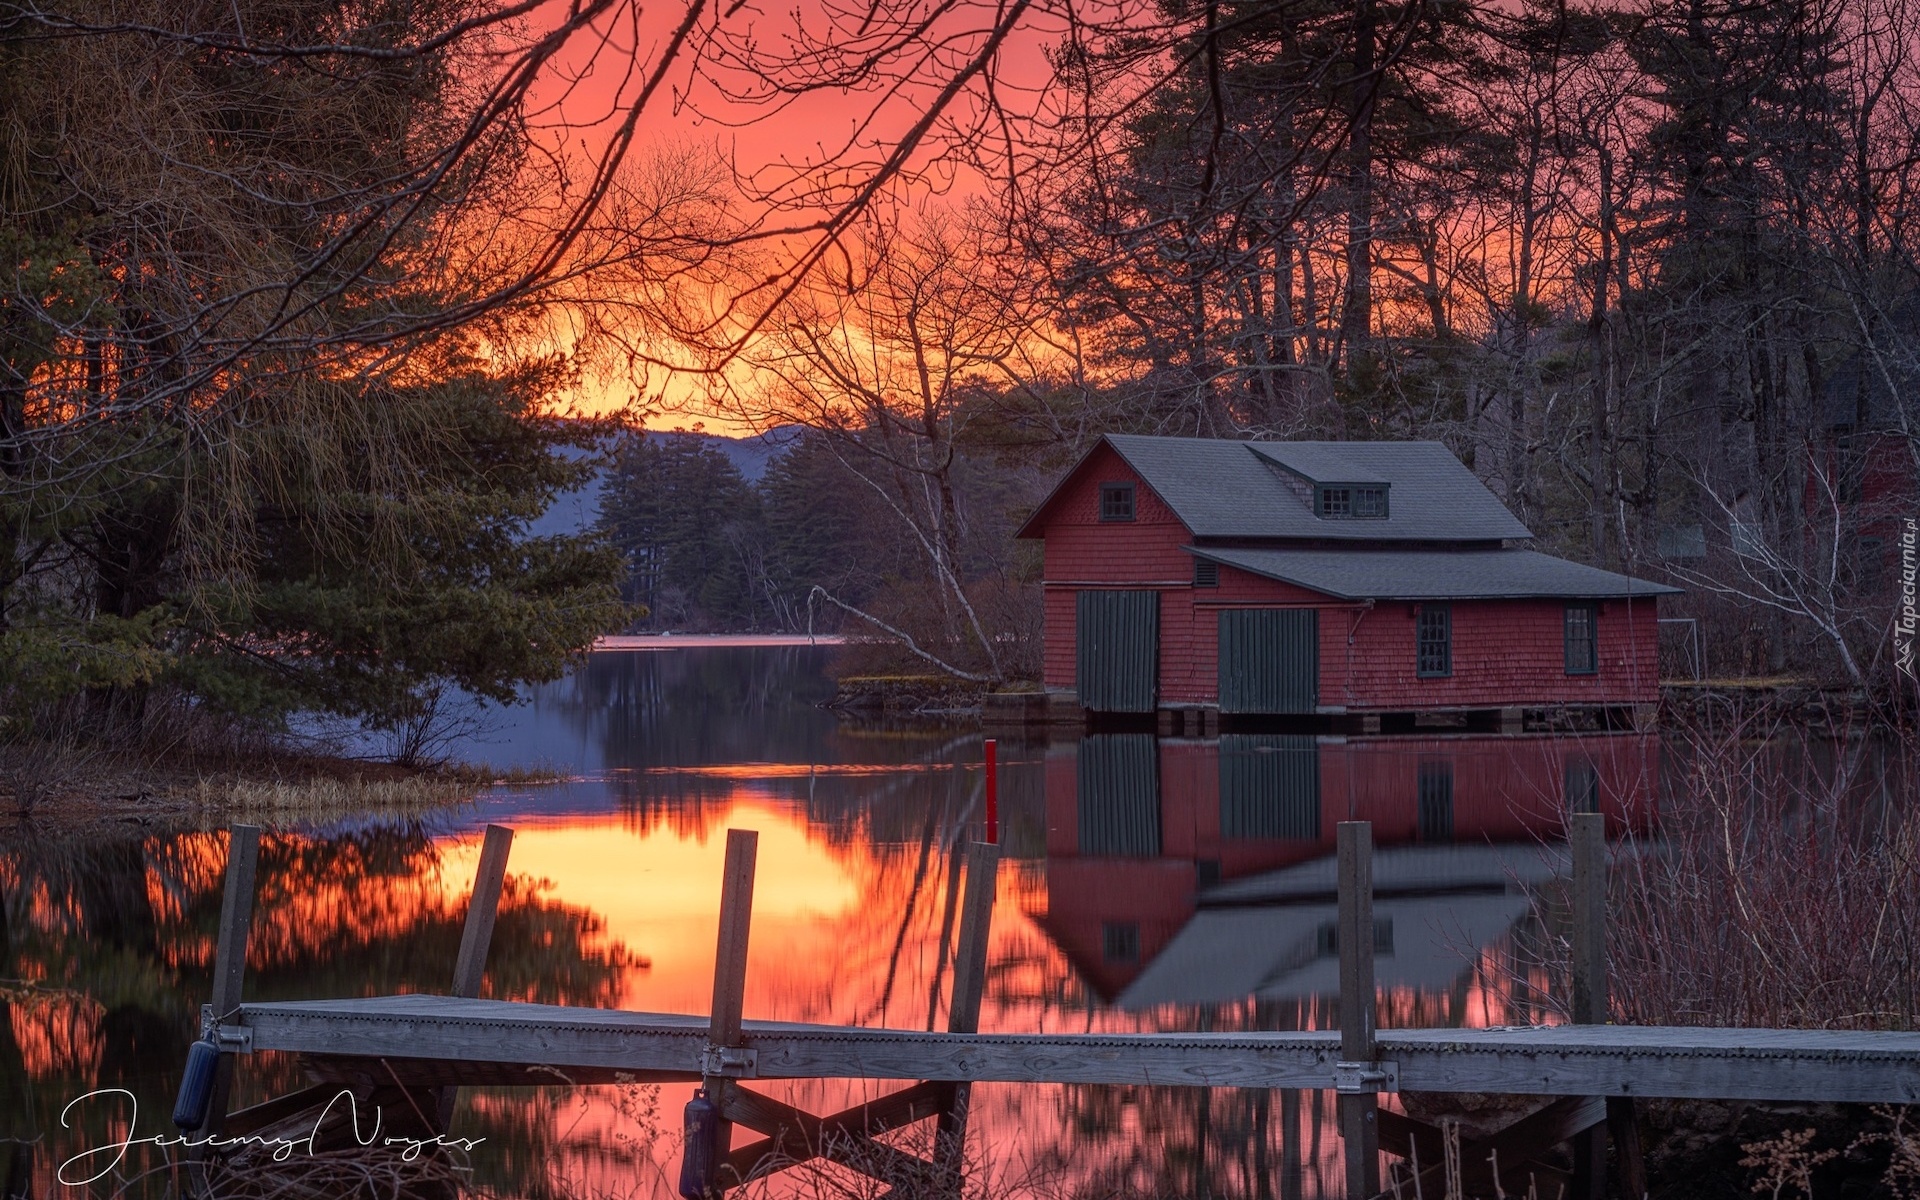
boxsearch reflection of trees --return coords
[0,877,40,1192]
[1047,1082,1302,1200]
[0,823,640,1198]
[457,1086,670,1200]
[557,647,840,773]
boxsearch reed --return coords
[183,772,478,823]
[1607,710,1919,1031]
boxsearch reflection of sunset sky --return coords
[0,738,1611,1198]
[420,783,1543,1197]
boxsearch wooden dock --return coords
[190,816,1920,1200]
[226,994,1920,1103]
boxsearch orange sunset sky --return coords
[517,0,1071,433]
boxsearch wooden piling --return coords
[202,823,261,1140]
[1280,1088,1303,1200]
[946,841,999,1037]
[187,823,261,1195]
[1336,821,1379,1200]
[452,825,515,999]
[708,829,759,1181]
[936,841,1000,1185]
[1571,812,1606,1026]
[437,824,515,1130]
[1570,811,1610,1200]
[983,740,998,845]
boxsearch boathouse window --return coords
[1416,604,1452,677]
[1099,482,1135,522]
[1193,559,1219,587]
[1102,921,1141,962]
[1564,603,1598,675]
[1317,485,1388,518]
[1836,427,1866,503]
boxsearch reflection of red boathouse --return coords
[1037,732,1657,1005]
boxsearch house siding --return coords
[1333,596,1661,710]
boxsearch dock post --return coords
[186,822,259,1194]
[1280,1088,1303,1200]
[983,739,998,845]
[436,824,515,1130]
[935,840,1000,1188]
[1570,811,1610,1200]
[707,829,759,1189]
[202,823,260,1140]
[1336,821,1379,1200]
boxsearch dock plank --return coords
[233,996,1920,1104]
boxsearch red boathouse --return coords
[1016,436,1679,726]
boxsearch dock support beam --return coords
[936,841,999,1186]
[186,823,259,1194]
[1337,821,1379,1200]
[1280,1087,1303,1200]
[437,824,515,1130]
[1571,811,1606,1200]
[708,829,759,1185]
[1570,811,1645,1199]
[204,823,261,1139]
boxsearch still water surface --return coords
[6,646,1677,1198]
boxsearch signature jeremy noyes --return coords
[57,1088,484,1186]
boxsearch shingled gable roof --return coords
[1015,434,1534,542]
[1188,546,1682,601]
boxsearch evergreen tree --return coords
[0,2,632,739]
[597,434,764,630]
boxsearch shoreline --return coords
[593,633,847,650]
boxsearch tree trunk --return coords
[1589,146,1615,567]
[1341,0,1377,380]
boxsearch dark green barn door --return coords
[1076,590,1159,713]
[1220,734,1321,839]
[1218,609,1319,714]
[1078,734,1161,855]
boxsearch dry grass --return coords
[449,762,571,787]
[0,736,491,831]
[1606,712,1919,1032]
[1731,1107,1920,1200]
[181,772,480,823]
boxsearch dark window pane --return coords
[1099,482,1135,522]
[1319,487,1351,517]
[1417,604,1452,677]
[1354,486,1388,518]
[1564,604,1597,674]
[1102,921,1141,962]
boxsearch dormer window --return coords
[1318,484,1387,519]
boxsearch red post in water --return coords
[983,738,999,844]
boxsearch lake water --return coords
[0,645,1752,1198]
